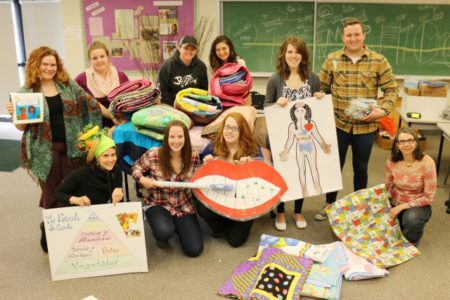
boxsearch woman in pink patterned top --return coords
[132,120,203,257]
[385,127,437,246]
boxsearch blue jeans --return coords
[145,206,203,257]
[196,201,253,248]
[398,206,432,245]
[326,128,375,204]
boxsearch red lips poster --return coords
[191,160,287,221]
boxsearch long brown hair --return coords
[276,36,310,82]
[209,35,239,72]
[213,112,258,160]
[158,120,193,179]
[25,46,70,91]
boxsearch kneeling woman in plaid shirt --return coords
[132,120,203,257]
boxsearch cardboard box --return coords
[376,132,394,150]
[419,84,447,97]
[405,87,420,96]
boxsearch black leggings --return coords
[196,202,253,248]
[145,206,203,257]
[277,199,304,213]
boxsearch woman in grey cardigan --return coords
[265,36,324,231]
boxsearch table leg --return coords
[437,134,444,175]
[123,171,130,202]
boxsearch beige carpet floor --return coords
[0,133,449,300]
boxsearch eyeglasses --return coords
[224,125,240,132]
[397,138,415,145]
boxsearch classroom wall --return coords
[0,1,66,116]
[0,3,20,115]
[1,1,446,117]
[58,0,450,97]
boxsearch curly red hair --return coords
[25,46,70,91]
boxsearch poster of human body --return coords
[43,202,148,281]
[265,95,342,201]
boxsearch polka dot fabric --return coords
[218,247,313,299]
[254,265,296,299]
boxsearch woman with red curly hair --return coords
[197,112,270,247]
[5,46,104,252]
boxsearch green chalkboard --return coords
[221,2,450,76]
[315,3,450,76]
[222,1,314,74]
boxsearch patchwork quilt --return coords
[218,247,313,299]
[325,184,420,268]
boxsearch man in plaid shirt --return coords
[315,18,399,221]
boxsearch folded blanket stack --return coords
[175,88,223,125]
[112,121,161,173]
[218,247,313,299]
[210,63,252,108]
[108,79,160,117]
[131,104,192,140]
[219,234,389,300]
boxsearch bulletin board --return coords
[81,0,195,72]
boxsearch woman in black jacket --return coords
[35,134,124,253]
[55,134,123,206]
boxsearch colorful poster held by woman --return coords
[265,95,342,200]
[43,202,148,281]
[10,92,44,124]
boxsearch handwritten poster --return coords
[43,202,148,281]
[265,95,342,201]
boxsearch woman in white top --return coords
[265,36,324,231]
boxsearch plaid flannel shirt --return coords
[132,147,200,217]
[319,47,398,134]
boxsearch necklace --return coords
[404,160,415,167]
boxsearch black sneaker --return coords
[40,222,48,253]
